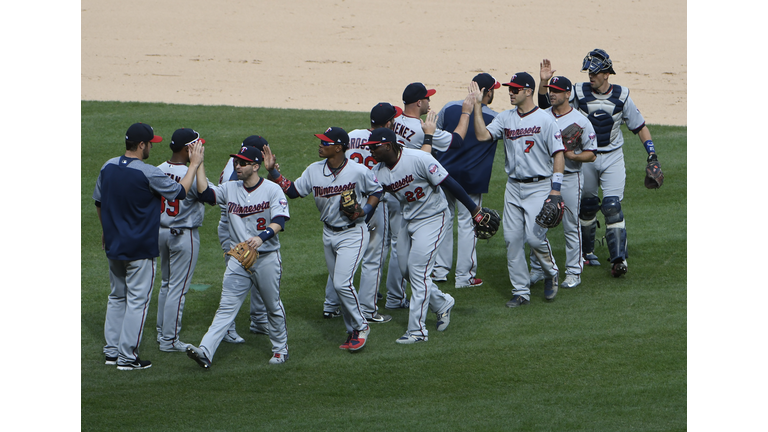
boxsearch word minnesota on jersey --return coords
[504,126,542,140]
[313,182,357,198]
[382,175,414,193]
[228,201,271,217]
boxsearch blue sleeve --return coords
[449,133,464,149]
[198,186,216,205]
[175,189,187,201]
[271,215,286,230]
[439,175,477,212]
[538,93,551,109]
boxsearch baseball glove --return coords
[644,154,664,189]
[473,207,501,240]
[225,241,258,273]
[561,123,583,152]
[340,189,363,220]
[535,194,565,229]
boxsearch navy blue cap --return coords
[241,135,269,149]
[402,82,436,104]
[502,72,536,89]
[364,128,398,147]
[315,127,349,146]
[544,76,572,92]
[170,128,204,151]
[230,146,263,163]
[126,123,162,143]
[370,103,403,126]
[473,73,501,91]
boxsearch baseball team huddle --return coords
[94,49,664,370]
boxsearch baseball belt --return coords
[510,176,550,183]
[324,222,357,232]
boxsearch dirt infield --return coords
[81,0,686,126]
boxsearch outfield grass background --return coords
[81,101,686,431]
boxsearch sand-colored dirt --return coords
[81,0,686,126]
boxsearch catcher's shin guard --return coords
[601,196,626,262]
[605,223,627,263]
[580,217,598,256]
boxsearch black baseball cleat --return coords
[583,253,601,266]
[186,345,211,369]
[323,309,342,319]
[105,356,118,365]
[611,260,628,278]
[116,358,152,371]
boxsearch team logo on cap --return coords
[551,77,560,84]
[240,147,248,154]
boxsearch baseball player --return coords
[186,145,291,367]
[529,76,597,289]
[363,127,487,344]
[95,122,204,370]
[469,72,566,306]
[433,73,500,288]
[538,50,662,277]
[217,135,270,342]
[155,128,216,353]
[322,103,404,323]
[393,82,469,153]
[262,127,381,352]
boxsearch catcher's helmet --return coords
[582,48,616,74]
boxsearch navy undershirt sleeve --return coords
[198,187,216,204]
[439,175,477,212]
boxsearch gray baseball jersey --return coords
[485,107,565,179]
[543,107,598,173]
[211,179,290,252]
[483,107,563,300]
[294,160,382,226]
[294,159,382,334]
[392,115,454,151]
[372,148,449,221]
[155,161,213,351]
[217,157,268,336]
[192,177,290,364]
[373,148,454,339]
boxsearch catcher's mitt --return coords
[473,207,501,240]
[340,189,363,220]
[561,123,583,152]
[644,154,664,189]
[535,194,565,229]
[225,241,258,273]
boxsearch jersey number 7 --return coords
[524,140,535,153]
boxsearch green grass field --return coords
[81,101,686,431]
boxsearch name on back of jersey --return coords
[313,182,356,198]
[393,123,416,141]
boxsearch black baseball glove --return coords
[644,154,664,189]
[473,207,501,240]
[535,194,565,229]
[561,123,584,152]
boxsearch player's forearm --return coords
[472,108,492,141]
[453,111,471,139]
[195,162,208,194]
[550,152,565,196]
[637,127,655,154]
